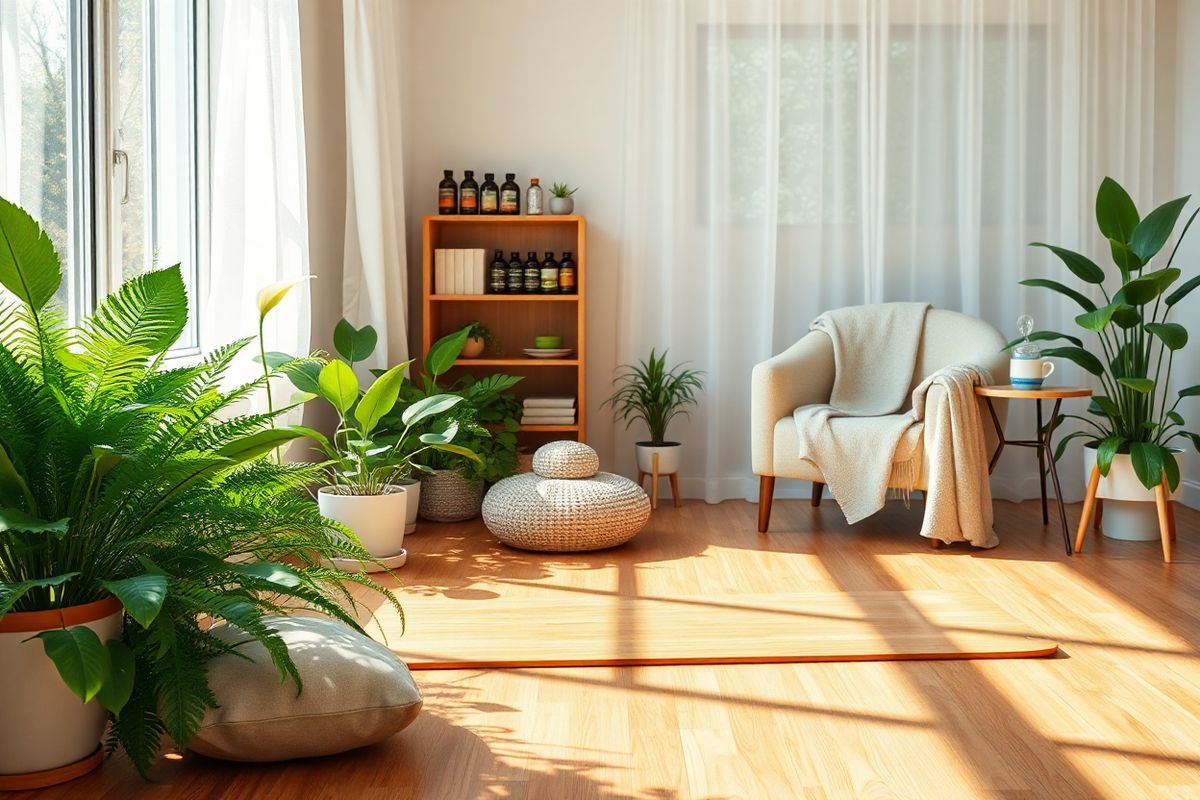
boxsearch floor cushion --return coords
[189,616,422,762]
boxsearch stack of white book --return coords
[521,396,576,425]
[433,248,487,295]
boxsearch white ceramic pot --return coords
[461,337,485,358]
[0,596,123,785]
[397,478,420,534]
[549,196,574,215]
[1083,446,1186,541]
[635,442,682,475]
[318,486,407,559]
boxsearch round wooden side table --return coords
[974,385,1093,555]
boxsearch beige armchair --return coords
[751,308,1008,533]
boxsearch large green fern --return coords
[0,197,401,777]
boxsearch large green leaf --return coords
[102,574,168,628]
[0,507,69,535]
[1180,385,1200,398]
[400,393,463,427]
[1089,396,1121,419]
[428,442,482,463]
[333,319,378,364]
[424,326,470,378]
[1075,303,1129,332]
[1002,330,1082,350]
[0,196,62,312]
[1041,346,1105,376]
[1096,436,1124,476]
[318,360,360,414]
[1163,450,1181,492]
[1107,239,1143,276]
[1095,177,1140,243]
[1129,441,1166,490]
[1029,243,1106,284]
[34,626,111,703]
[283,359,322,394]
[215,426,315,462]
[1117,377,1154,394]
[1019,279,1097,311]
[0,443,33,510]
[354,361,411,435]
[1116,268,1180,306]
[0,572,79,616]
[96,639,135,716]
[1131,195,1191,262]
[1165,274,1200,307]
[1144,322,1188,351]
[229,561,302,588]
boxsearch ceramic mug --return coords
[1010,357,1055,388]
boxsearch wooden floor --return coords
[24,496,1200,799]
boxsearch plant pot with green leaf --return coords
[0,197,400,786]
[549,182,578,215]
[460,321,499,359]
[1019,177,1199,541]
[377,326,523,522]
[293,318,479,561]
[604,349,704,478]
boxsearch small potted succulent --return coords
[605,349,705,478]
[460,321,500,359]
[549,182,578,215]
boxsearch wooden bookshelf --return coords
[421,214,587,446]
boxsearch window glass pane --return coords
[0,0,88,318]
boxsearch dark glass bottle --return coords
[540,251,560,293]
[459,170,479,214]
[523,251,540,293]
[438,170,457,215]
[506,251,524,293]
[480,173,499,215]
[500,173,520,215]
[489,249,507,293]
[558,251,577,294]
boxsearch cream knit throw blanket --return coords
[792,303,997,547]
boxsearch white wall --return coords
[402,0,628,470]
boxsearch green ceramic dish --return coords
[535,335,562,349]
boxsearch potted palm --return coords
[605,349,705,478]
[294,319,479,562]
[1020,177,1199,540]
[0,197,400,786]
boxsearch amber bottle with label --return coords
[459,170,479,215]
[506,251,524,293]
[500,173,520,215]
[480,173,499,214]
[558,251,577,294]
[523,251,540,293]
[438,170,457,215]
[489,249,507,293]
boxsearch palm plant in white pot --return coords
[1019,177,1199,540]
[605,349,705,478]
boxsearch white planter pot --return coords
[397,478,420,534]
[635,442,682,475]
[318,486,407,560]
[0,597,123,785]
[549,196,574,215]
[1083,447,1186,541]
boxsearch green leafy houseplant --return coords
[292,318,480,495]
[550,182,579,199]
[464,321,501,356]
[605,349,704,445]
[0,197,399,776]
[1017,177,1200,490]
[380,325,523,485]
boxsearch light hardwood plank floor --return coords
[21,497,1200,799]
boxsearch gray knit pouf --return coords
[482,442,650,552]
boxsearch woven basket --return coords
[418,470,484,522]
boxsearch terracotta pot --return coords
[635,442,682,475]
[461,337,485,358]
[1083,446,1186,541]
[0,596,123,789]
[318,486,408,561]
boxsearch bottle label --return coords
[524,267,540,291]
[490,268,507,292]
[540,268,559,291]
[481,190,498,212]
[438,188,455,209]
[559,269,576,290]
[461,188,477,209]
[500,189,518,213]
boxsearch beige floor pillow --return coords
[190,616,422,762]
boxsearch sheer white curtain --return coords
[206,0,310,390]
[618,0,1164,503]
[340,0,409,370]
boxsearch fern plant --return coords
[0,197,400,776]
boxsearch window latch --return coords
[112,149,130,205]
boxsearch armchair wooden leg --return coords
[757,476,775,533]
[811,482,824,507]
[929,537,943,549]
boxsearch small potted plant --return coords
[549,182,578,215]
[604,349,705,479]
[1022,177,1199,540]
[294,318,479,563]
[461,321,500,359]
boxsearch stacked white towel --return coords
[522,396,576,425]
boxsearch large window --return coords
[0,0,204,350]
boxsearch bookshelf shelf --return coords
[422,214,587,446]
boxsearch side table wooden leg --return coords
[1094,499,1103,531]
[1155,478,1174,563]
[651,452,660,511]
[668,473,681,507]
[1075,465,1101,554]
[638,471,646,489]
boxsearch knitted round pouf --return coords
[483,442,650,552]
